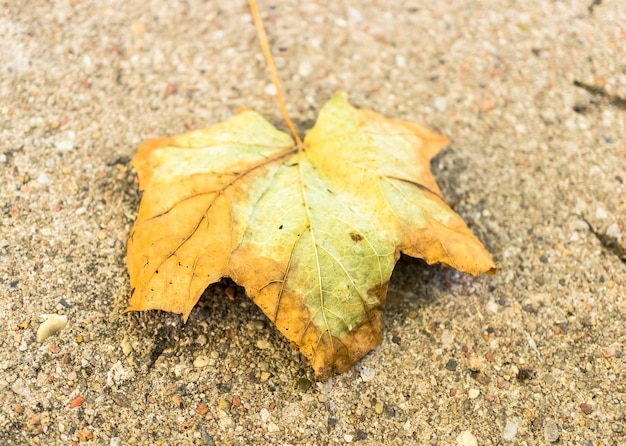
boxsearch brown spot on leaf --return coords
[350,232,363,242]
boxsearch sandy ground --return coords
[1,0,625,444]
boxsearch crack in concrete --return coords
[574,80,626,111]
[583,217,626,264]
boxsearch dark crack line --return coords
[588,0,602,15]
[574,80,626,111]
[582,217,626,264]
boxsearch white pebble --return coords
[606,223,620,238]
[502,416,521,441]
[456,430,477,446]
[267,422,279,433]
[317,377,333,394]
[360,366,375,382]
[434,97,447,111]
[344,434,353,442]
[37,314,68,342]
[56,139,75,151]
[486,298,499,314]
[595,207,608,219]
[543,419,560,442]
[264,83,276,96]
[36,172,50,185]
[440,329,454,347]
[395,54,407,68]
[298,61,313,77]
[11,378,31,397]
[259,408,270,423]
[468,388,480,399]
[347,7,363,22]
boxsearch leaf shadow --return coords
[383,254,485,335]
[187,280,314,380]
[386,255,454,309]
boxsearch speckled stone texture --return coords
[1,1,624,444]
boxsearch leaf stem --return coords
[247,0,303,146]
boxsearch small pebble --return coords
[259,408,270,423]
[468,355,483,371]
[580,402,593,415]
[486,299,499,313]
[193,355,210,368]
[543,419,560,442]
[360,366,375,382]
[264,84,276,96]
[196,403,209,415]
[217,398,229,411]
[374,402,384,415]
[606,222,620,238]
[383,404,395,417]
[346,6,363,22]
[56,140,76,151]
[434,97,447,111]
[456,430,478,446]
[395,54,407,68]
[317,377,333,394]
[70,396,84,409]
[267,422,279,433]
[246,320,265,331]
[298,61,313,77]
[37,314,68,342]
[36,172,50,184]
[502,416,521,441]
[440,330,454,347]
[11,378,31,397]
[295,377,312,392]
[445,359,457,371]
[120,338,132,356]
[256,339,271,350]
[468,388,480,399]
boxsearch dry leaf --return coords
[126,93,495,380]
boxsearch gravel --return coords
[1,0,624,444]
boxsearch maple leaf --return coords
[126,92,496,380]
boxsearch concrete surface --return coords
[1,0,624,444]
